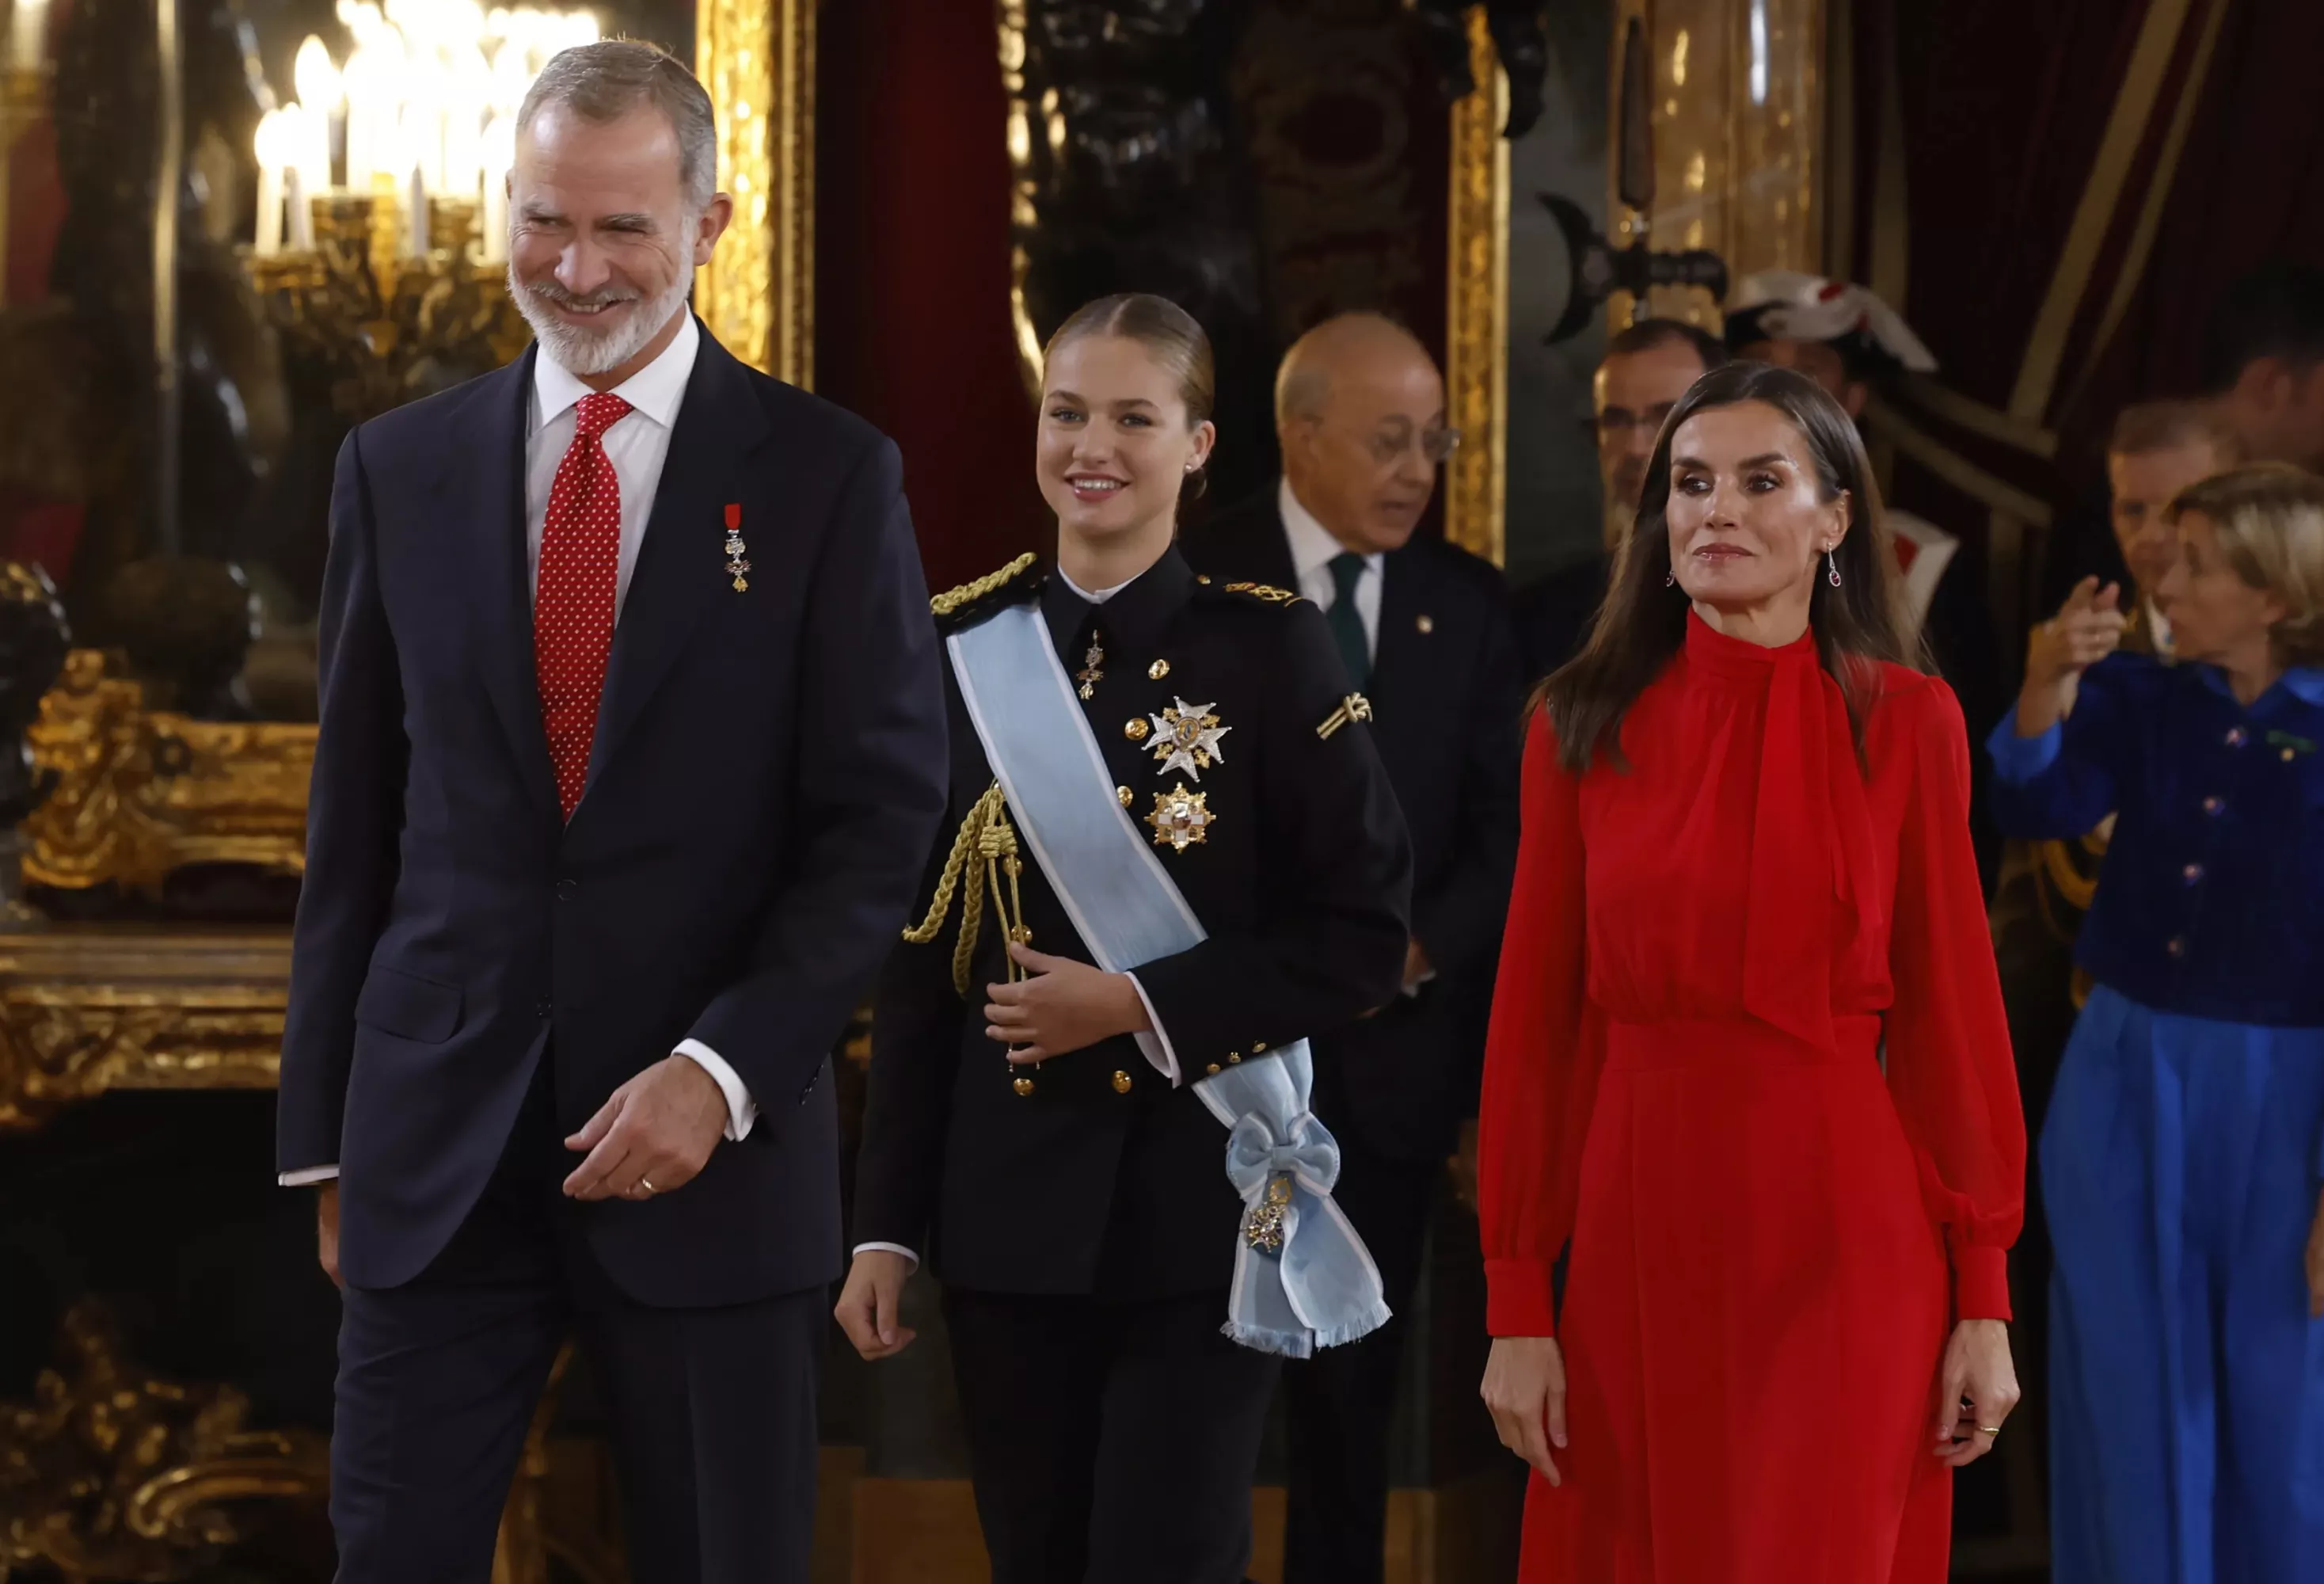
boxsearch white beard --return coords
[511,254,696,379]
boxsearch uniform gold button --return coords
[1196,575,1213,584]
[1252,1041,1268,1053]
[1124,718,1151,743]
[1206,1063,1221,1075]
[1149,659,1171,680]
[1417,615,1434,634]
[1227,1052,1242,1064]
[1118,785,1134,806]
[1112,1069,1133,1094]
[1013,1076,1035,1097]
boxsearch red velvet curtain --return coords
[1843,0,2324,634]
[815,0,1044,594]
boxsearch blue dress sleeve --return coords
[1985,655,2145,839]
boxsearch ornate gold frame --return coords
[1443,11,1508,568]
[696,0,816,386]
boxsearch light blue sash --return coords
[949,601,1390,1357]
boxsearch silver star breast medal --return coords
[1147,698,1230,781]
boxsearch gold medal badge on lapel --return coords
[724,504,750,592]
[1146,698,1229,780]
[1146,783,1213,851]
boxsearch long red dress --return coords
[1479,614,2025,1583]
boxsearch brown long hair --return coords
[1541,360,1926,772]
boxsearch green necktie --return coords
[1326,551,1371,687]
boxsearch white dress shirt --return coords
[848,562,1187,1270]
[279,316,757,1189]
[1280,478,1384,660]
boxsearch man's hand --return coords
[835,1249,918,1361]
[562,1055,728,1201]
[986,943,1151,1064]
[2015,577,2126,738]
[316,1182,342,1289]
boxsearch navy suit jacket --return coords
[1178,494,1522,1159]
[278,326,949,1304]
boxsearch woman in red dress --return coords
[1477,362,2026,1582]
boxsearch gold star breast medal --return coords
[1146,784,1213,851]
[1147,698,1230,780]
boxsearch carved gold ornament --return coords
[0,1300,328,1580]
[1443,7,1507,566]
[696,0,816,384]
[21,651,313,894]
[1146,699,1230,781]
[1146,784,1214,852]
[0,929,291,1131]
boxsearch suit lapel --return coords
[451,347,562,819]
[1367,545,1428,750]
[582,328,774,797]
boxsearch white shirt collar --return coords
[1055,565,1138,604]
[1278,477,1381,578]
[531,310,700,433]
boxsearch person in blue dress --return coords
[1988,461,2324,1583]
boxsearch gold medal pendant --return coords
[723,504,751,592]
[1146,698,1230,780]
[1076,632,1105,700]
[1145,783,1213,851]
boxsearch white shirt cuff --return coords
[854,1241,919,1270]
[280,1165,339,1186]
[674,1039,758,1141]
[1124,973,1180,1086]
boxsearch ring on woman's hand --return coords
[1976,1424,2003,1437]
[637,1177,658,1197]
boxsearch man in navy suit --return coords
[276,42,947,1584]
[1179,314,1522,1584]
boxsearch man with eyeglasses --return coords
[1513,318,1729,680]
[1180,312,1521,1584]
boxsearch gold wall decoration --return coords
[1443,10,1508,568]
[697,0,816,386]
[0,1300,329,1581]
[0,928,290,1130]
[20,651,313,894]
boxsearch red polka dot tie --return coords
[534,391,631,820]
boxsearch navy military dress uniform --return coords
[1988,651,2324,1584]
[854,546,1413,1584]
[1181,493,1523,1584]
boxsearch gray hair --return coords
[517,40,718,215]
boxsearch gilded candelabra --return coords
[242,187,531,425]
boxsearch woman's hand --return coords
[2015,577,2125,737]
[985,942,1153,1063]
[1934,1318,2020,1468]
[2305,1185,2324,1319]
[1481,1335,1568,1486]
[834,1249,918,1361]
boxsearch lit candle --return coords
[252,109,285,256]
[6,0,48,71]
[405,162,428,257]
[285,166,314,251]
[282,103,329,201]
[479,112,513,263]
[292,36,343,188]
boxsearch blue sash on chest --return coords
[948,601,1390,1356]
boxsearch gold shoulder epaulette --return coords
[930,552,1039,618]
[1219,581,1307,607]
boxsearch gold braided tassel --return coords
[930,553,1039,617]
[900,782,1033,997]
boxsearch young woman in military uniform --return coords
[836,294,1413,1584]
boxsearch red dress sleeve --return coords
[1883,680,2028,1321]
[1478,710,1602,1336]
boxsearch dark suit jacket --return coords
[1178,493,1523,1161]
[854,550,1413,1297]
[279,325,949,1305]
[1512,554,1612,684]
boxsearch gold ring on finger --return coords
[1977,1424,2002,1437]
[638,1177,658,1196]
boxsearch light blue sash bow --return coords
[949,600,1390,1357]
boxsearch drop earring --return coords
[1825,546,1842,587]
[1664,567,1675,587]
